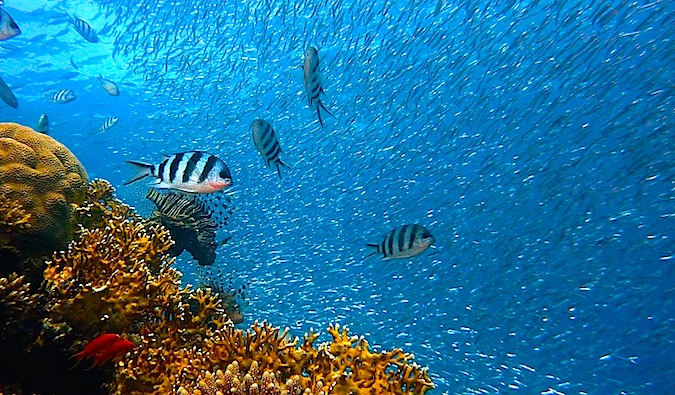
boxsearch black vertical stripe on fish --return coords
[199,155,219,182]
[398,224,409,254]
[387,229,395,257]
[157,159,167,180]
[169,152,185,182]
[265,144,281,163]
[409,224,419,250]
[183,151,203,182]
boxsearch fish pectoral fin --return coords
[151,181,172,189]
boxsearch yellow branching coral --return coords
[177,361,325,395]
[175,322,434,395]
[0,122,88,258]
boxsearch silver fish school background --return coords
[0,0,673,393]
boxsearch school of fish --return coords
[0,0,672,393]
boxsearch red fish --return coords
[71,333,134,370]
[72,333,119,364]
[88,338,134,368]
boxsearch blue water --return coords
[2,0,674,393]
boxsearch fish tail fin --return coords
[316,106,324,126]
[365,243,380,259]
[279,159,291,170]
[275,163,283,179]
[124,160,153,185]
[318,100,335,124]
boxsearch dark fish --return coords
[36,114,49,134]
[51,89,76,103]
[251,119,291,178]
[366,224,435,260]
[125,150,233,194]
[97,116,118,134]
[97,74,119,96]
[303,47,334,126]
[69,15,98,43]
[0,75,17,108]
[0,7,20,41]
[146,188,218,266]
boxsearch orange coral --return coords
[0,122,88,258]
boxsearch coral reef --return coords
[0,122,88,262]
[4,178,433,395]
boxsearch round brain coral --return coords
[0,122,88,259]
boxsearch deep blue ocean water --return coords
[1,0,674,393]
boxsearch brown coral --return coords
[0,122,88,260]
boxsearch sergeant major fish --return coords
[0,7,20,41]
[51,89,76,103]
[303,47,333,126]
[366,224,435,260]
[97,74,119,96]
[0,75,17,108]
[69,15,98,43]
[125,151,233,194]
[251,119,290,179]
[97,116,118,134]
[36,114,49,134]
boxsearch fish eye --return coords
[219,169,230,179]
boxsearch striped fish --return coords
[36,114,49,134]
[97,74,119,96]
[146,189,218,266]
[366,224,435,260]
[0,7,21,41]
[125,151,232,194]
[69,15,98,43]
[51,89,76,103]
[251,119,290,179]
[0,75,17,109]
[303,47,333,126]
[97,116,118,134]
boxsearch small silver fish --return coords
[303,47,333,126]
[366,224,435,260]
[69,15,98,43]
[0,75,17,108]
[37,114,49,134]
[0,7,20,41]
[251,119,290,178]
[97,116,118,134]
[51,89,76,103]
[97,74,119,96]
[125,151,233,194]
